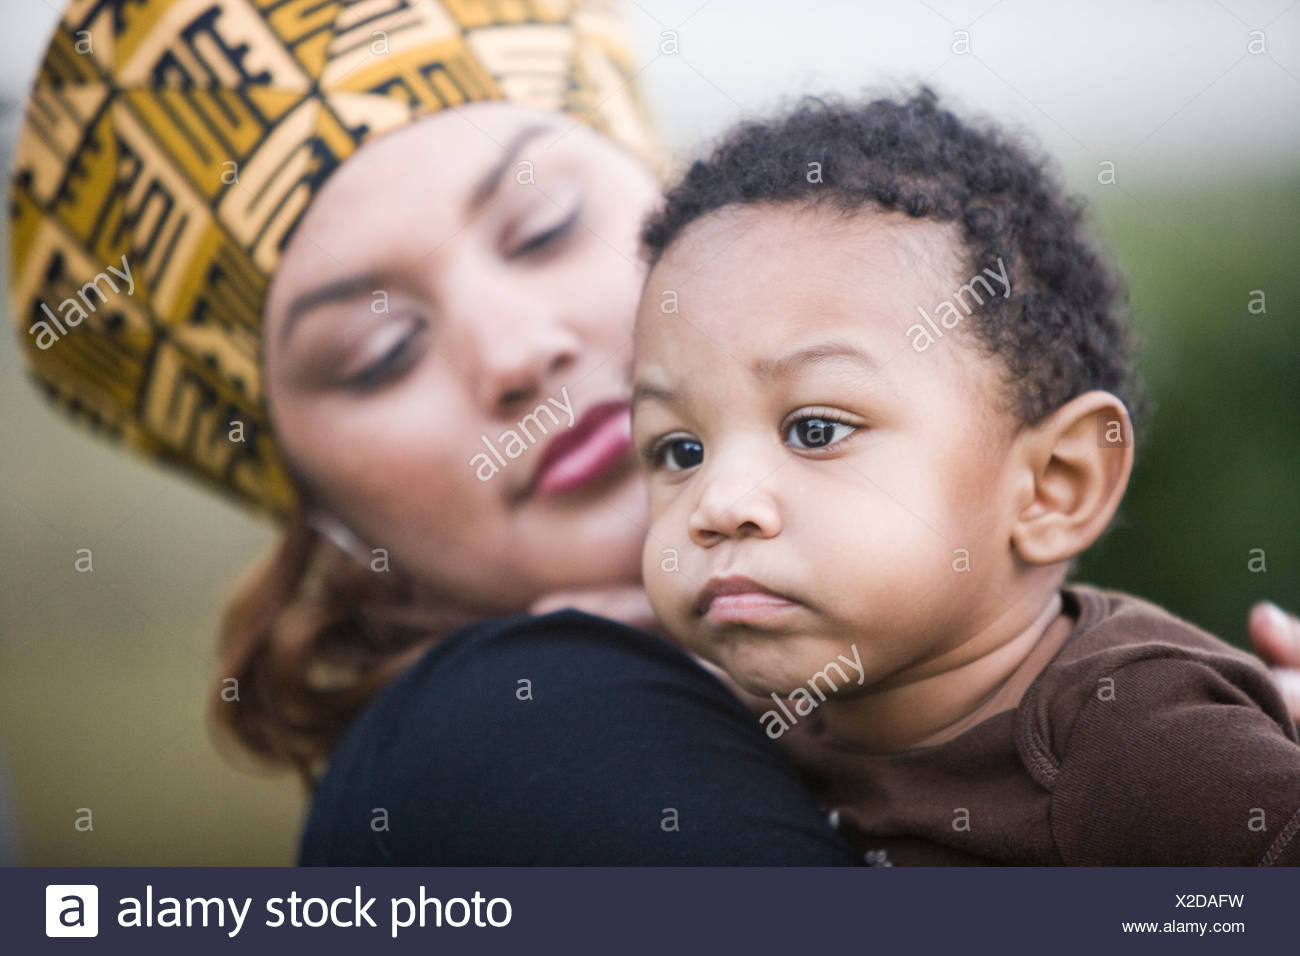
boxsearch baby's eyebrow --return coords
[632,341,884,407]
[631,379,678,406]
[752,341,882,381]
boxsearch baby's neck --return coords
[818,587,1075,753]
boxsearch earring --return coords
[305,511,372,566]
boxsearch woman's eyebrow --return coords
[467,124,551,213]
[281,273,385,344]
[278,126,551,346]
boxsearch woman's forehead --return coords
[301,103,566,221]
[267,103,575,295]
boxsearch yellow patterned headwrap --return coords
[10,0,656,515]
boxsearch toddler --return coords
[630,89,1300,865]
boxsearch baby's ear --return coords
[1010,391,1134,566]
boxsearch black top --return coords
[299,610,858,865]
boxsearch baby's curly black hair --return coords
[641,87,1145,440]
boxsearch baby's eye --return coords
[785,416,857,450]
[650,436,704,471]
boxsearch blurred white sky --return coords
[621,0,1300,186]
[1,0,1297,188]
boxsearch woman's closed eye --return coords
[508,201,582,260]
[342,319,428,392]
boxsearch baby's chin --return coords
[707,632,845,698]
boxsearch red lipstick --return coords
[528,401,632,498]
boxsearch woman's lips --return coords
[530,402,632,498]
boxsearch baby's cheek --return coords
[641,522,683,622]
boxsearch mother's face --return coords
[262,102,661,614]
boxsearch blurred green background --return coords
[1,1,1297,865]
[1076,178,1299,634]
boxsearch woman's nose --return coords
[480,330,579,412]
[687,468,782,548]
[454,292,581,413]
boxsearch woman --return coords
[10,0,1300,864]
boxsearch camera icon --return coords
[45,885,98,937]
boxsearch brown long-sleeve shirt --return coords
[808,585,1300,865]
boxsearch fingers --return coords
[532,586,637,617]
[1249,602,1300,725]
[1272,667,1300,727]
[531,586,655,627]
[1249,601,1300,667]
[530,592,581,616]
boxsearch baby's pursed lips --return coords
[694,574,798,616]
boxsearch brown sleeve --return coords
[1048,655,1300,865]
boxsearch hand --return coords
[529,587,779,708]
[531,586,837,770]
[1250,601,1300,724]
[530,584,677,644]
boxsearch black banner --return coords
[6,866,1291,954]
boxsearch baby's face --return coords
[632,204,1026,699]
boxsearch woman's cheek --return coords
[321,388,482,530]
